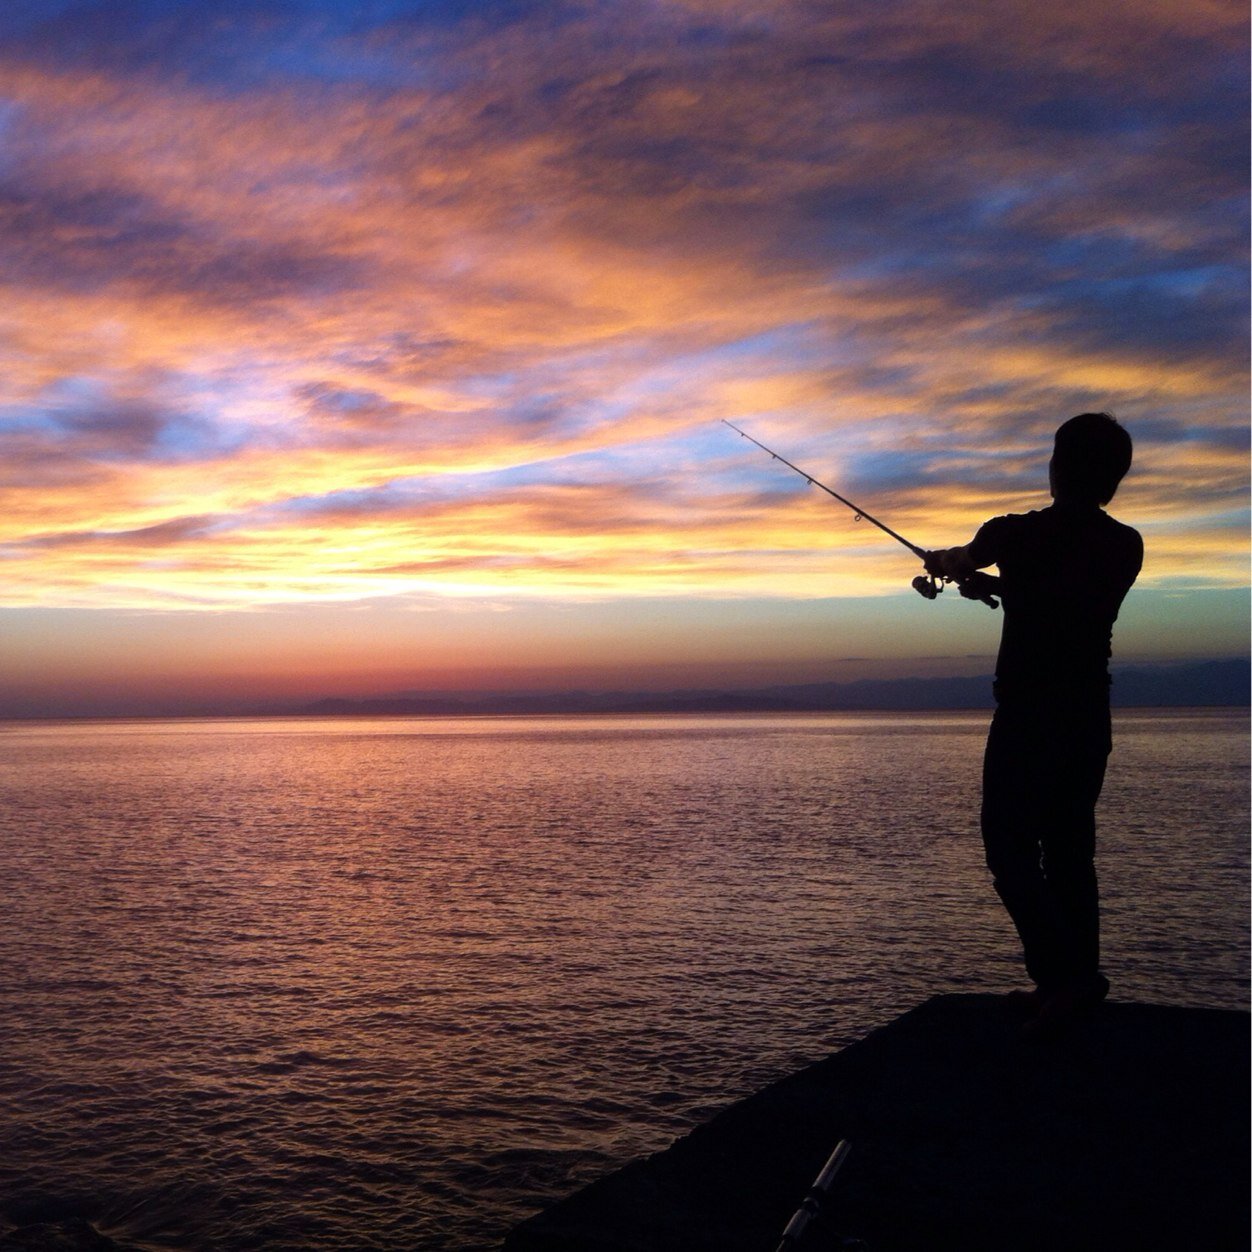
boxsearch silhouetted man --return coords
[925,413,1142,1031]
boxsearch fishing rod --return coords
[773,1139,853,1252]
[722,419,997,606]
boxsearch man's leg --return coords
[981,706,1067,991]
[1039,738,1109,995]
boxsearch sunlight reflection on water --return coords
[0,711,1246,1249]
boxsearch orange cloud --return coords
[0,0,1245,628]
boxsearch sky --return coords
[0,0,1247,715]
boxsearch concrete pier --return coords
[505,994,1250,1251]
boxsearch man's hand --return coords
[956,571,1000,609]
[923,546,976,581]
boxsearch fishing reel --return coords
[913,571,999,609]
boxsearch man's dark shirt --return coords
[966,502,1143,705]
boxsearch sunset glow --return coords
[1,1,1246,713]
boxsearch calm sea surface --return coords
[0,710,1246,1250]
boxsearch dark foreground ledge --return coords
[505,994,1250,1252]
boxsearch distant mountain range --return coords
[296,658,1249,717]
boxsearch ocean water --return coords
[0,710,1246,1250]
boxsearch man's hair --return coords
[1052,412,1133,505]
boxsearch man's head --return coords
[1049,412,1133,506]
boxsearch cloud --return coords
[21,514,220,549]
[0,0,1244,616]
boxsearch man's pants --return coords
[981,700,1111,992]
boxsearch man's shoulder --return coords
[1089,510,1143,563]
[977,508,1048,540]
[978,509,1036,533]
[1098,511,1142,543]
[1103,515,1144,582]
[968,509,1044,562]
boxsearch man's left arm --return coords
[923,518,1006,604]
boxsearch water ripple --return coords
[0,711,1246,1250]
